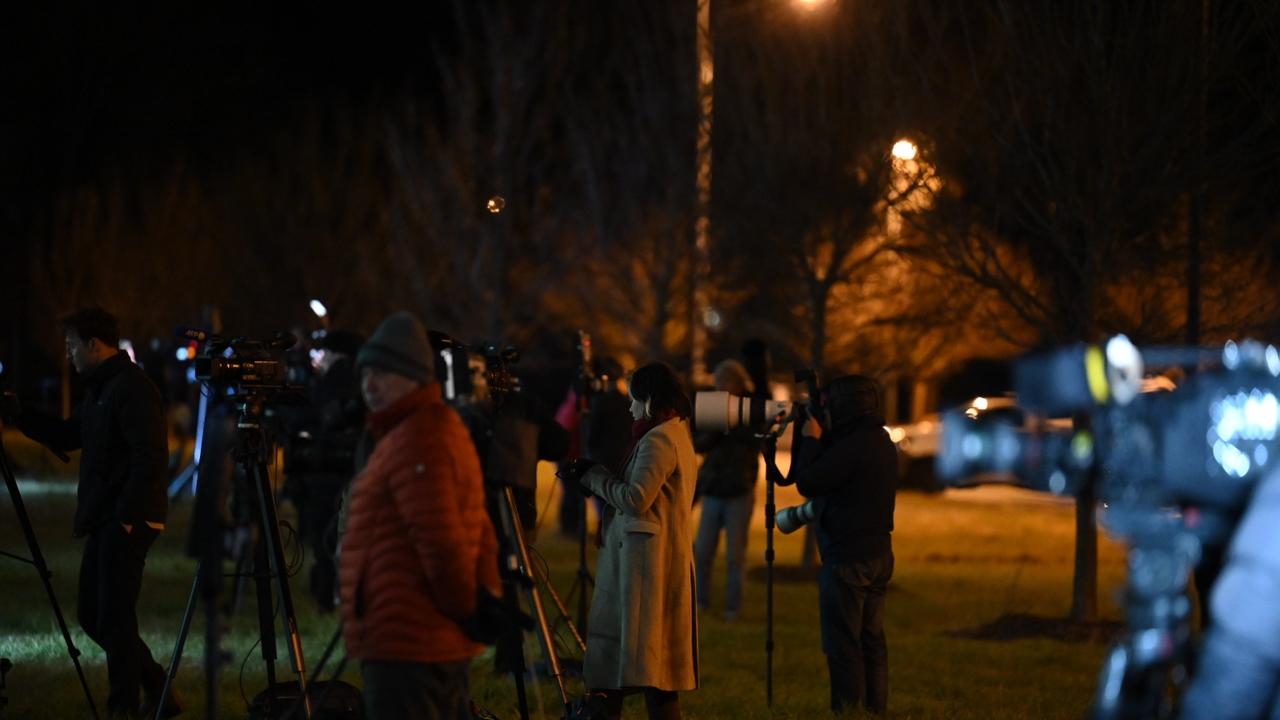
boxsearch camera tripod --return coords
[1089,508,1203,720]
[563,492,595,635]
[0,434,99,719]
[491,483,586,720]
[156,395,313,720]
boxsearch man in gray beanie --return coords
[339,311,500,720]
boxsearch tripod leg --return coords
[766,477,776,707]
[500,487,574,715]
[534,563,587,653]
[250,458,312,719]
[0,444,100,720]
[156,565,202,720]
[252,524,279,688]
[576,493,592,634]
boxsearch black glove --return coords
[558,457,600,496]
[0,392,21,423]
[462,587,533,645]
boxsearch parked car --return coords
[889,377,1177,492]
[888,395,1020,492]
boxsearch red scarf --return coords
[596,413,676,548]
[621,413,674,470]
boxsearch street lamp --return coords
[692,0,832,385]
[892,138,918,161]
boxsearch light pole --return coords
[692,0,714,386]
[691,0,835,385]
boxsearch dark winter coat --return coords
[788,414,897,563]
[19,353,168,537]
[694,427,759,498]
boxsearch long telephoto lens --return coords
[694,391,794,434]
[776,500,820,534]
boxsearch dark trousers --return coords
[588,688,682,720]
[298,475,346,612]
[361,659,471,720]
[78,521,166,715]
[819,553,893,715]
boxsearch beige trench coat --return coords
[582,417,700,691]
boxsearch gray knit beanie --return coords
[356,311,434,384]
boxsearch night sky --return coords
[3,2,463,381]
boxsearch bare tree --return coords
[713,2,933,377]
[888,0,1280,621]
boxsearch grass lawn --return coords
[0,433,1138,719]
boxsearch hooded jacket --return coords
[789,413,897,563]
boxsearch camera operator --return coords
[1180,466,1280,719]
[287,329,365,612]
[338,311,500,720]
[778,374,897,715]
[5,308,181,718]
[455,354,569,539]
[565,362,699,720]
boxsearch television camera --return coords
[427,331,521,403]
[936,335,1280,720]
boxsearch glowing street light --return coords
[892,139,918,161]
[309,299,328,319]
[793,0,834,11]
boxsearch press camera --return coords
[428,331,521,403]
[694,369,825,437]
[193,332,300,397]
[697,370,829,533]
[937,335,1280,719]
[937,335,1279,536]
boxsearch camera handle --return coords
[0,434,99,719]
[1089,520,1198,720]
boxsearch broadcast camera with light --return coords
[428,331,522,404]
[191,331,302,399]
[938,335,1280,526]
[936,334,1280,719]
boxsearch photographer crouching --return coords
[778,374,897,715]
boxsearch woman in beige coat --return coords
[574,362,699,720]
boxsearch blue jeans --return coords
[693,493,754,616]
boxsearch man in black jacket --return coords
[781,374,897,715]
[15,308,178,718]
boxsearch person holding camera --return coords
[286,329,365,612]
[692,359,759,622]
[565,362,699,720]
[338,311,500,720]
[780,374,897,715]
[4,307,180,719]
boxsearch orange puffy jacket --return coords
[339,384,500,663]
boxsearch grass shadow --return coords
[947,612,1123,644]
